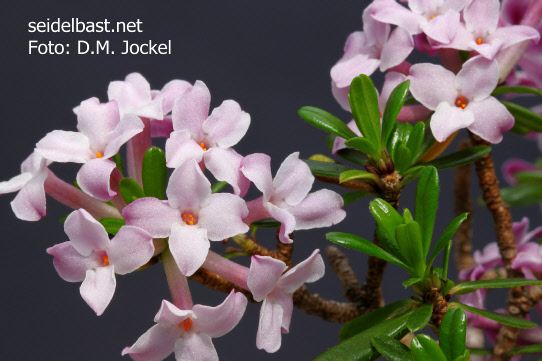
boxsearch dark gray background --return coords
[1,1,540,360]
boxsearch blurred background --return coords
[1,0,540,359]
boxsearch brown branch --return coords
[454,140,475,271]
[326,246,364,305]
[314,175,376,191]
[189,268,254,301]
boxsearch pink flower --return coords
[47,209,154,315]
[247,250,325,353]
[36,97,144,201]
[241,152,346,243]
[408,55,514,143]
[122,290,247,361]
[122,159,249,276]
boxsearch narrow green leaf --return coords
[298,106,358,139]
[389,122,413,157]
[514,170,542,183]
[382,80,411,146]
[449,278,542,295]
[112,153,124,176]
[327,232,414,273]
[416,118,436,160]
[399,166,426,187]
[501,183,542,206]
[372,335,414,361]
[211,181,228,193]
[59,214,68,223]
[370,198,404,246]
[316,312,412,361]
[441,280,455,296]
[407,303,433,332]
[508,344,542,356]
[502,101,542,133]
[393,144,413,172]
[415,167,439,257]
[119,178,146,205]
[453,350,470,361]
[250,218,281,228]
[348,75,381,147]
[410,335,447,361]
[336,148,369,166]
[223,252,251,259]
[342,190,373,206]
[406,121,425,163]
[449,302,537,328]
[403,208,414,223]
[468,348,492,355]
[440,309,467,361]
[442,240,452,280]
[492,85,542,97]
[142,147,167,200]
[326,134,337,150]
[339,170,379,184]
[510,122,530,135]
[340,299,414,340]
[427,213,469,268]
[402,277,422,288]
[395,222,425,277]
[424,145,491,169]
[302,159,354,178]
[345,137,381,160]
[98,218,126,235]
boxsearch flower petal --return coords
[80,265,116,316]
[155,79,192,115]
[103,114,145,158]
[380,27,414,71]
[122,324,178,361]
[463,0,500,36]
[502,159,537,185]
[174,333,218,361]
[64,209,111,256]
[420,12,459,44]
[193,290,248,338]
[76,97,120,152]
[108,73,163,119]
[167,159,212,211]
[0,173,34,194]
[247,255,287,302]
[240,153,274,201]
[155,299,194,326]
[122,197,179,238]
[204,148,250,197]
[430,102,474,142]
[331,54,381,88]
[198,193,249,241]
[202,100,250,149]
[467,97,514,143]
[169,222,210,276]
[268,292,294,334]
[267,203,297,244]
[332,120,359,154]
[278,249,325,293]
[455,56,498,101]
[370,0,425,34]
[379,72,409,111]
[273,152,314,207]
[512,243,542,273]
[165,130,205,169]
[76,158,117,202]
[490,25,540,49]
[172,80,211,138]
[287,189,346,230]
[256,298,284,353]
[409,63,457,110]
[46,241,101,282]
[10,171,47,221]
[107,226,154,275]
[35,130,91,163]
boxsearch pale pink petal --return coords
[331,55,381,88]
[473,243,501,268]
[370,0,425,35]
[76,158,117,202]
[198,193,249,241]
[122,198,179,238]
[0,173,33,194]
[430,102,474,142]
[363,5,391,46]
[103,114,145,158]
[267,203,297,244]
[519,327,542,344]
[331,81,352,111]
[193,290,248,338]
[167,159,211,211]
[21,151,49,174]
[165,130,205,169]
[155,79,192,115]
[80,265,116,316]
[513,217,530,244]
[287,189,346,230]
[243,198,271,225]
[268,292,294,333]
[443,24,475,51]
[46,241,101,282]
[380,72,409,110]
[455,56,498,101]
[108,73,163,119]
[172,80,211,138]
[155,300,194,326]
[380,27,414,71]
[174,333,218,361]
[524,226,542,245]
[247,256,287,302]
[467,97,514,143]
[256,298,284,353]
[169,223,209,276]
[409,63,457,110]
[471,39,504,59]
[420,12,459,44]
[76,98,120,152]
[10,171,47,221]
[490,25,540,49]
[502,159,537,185]
[35,130,91,163]
[512,243,542,273]
[278,250,325,293]
[122,324,178,361]
[441,0,470,12]
[204,148,250,197]
[273,152,314,206]
[463,0,500,36]
[240,153,274,201]
[203,100,250,149]
[64,209,110,256]
[340,31,368,61]
[107,226,154,275]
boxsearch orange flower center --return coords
[182,213,196,226]
[429,15,436,21]
[476,38,483,45]
[455,96,468,109]
[199,143,207,151]
[180,317,193,331]
[103,255,109,266]
[96,151,104,158]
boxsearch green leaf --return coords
[449,302,537,328]
[342,190,374,206]
[502,101,542,133]
[424,145,491,169]
[509,122,530,135]
[403,208,414,223]
[407,303,433,332]
[336,148,369,166]
[406,121,425,163]
[119,178,146,205]
[410,335,447,361]
[440,309,467,361]
[327,232,414,273]
[211,181,228,193]
[442,240,452,280]
[339,170,379,184]
[142,147,167,200]
[340,299,414,340]
[514,170,542,183]
[223,251,251,259]
[468,348,492,355]
[393,144,413,172]
[396,221,425,276]
[452,350,470,361]
[416,118,436,160]
[345,137,381,160]
[415,167,439,257]
[370,198,404,246]
[98,218,126,235]
[508,344,542,356]
[316,311,412,361]
[399,166,426,187]
[59,214,68,223]
[492,85,542,97]
[402,277,423,288]
[389,122,413,158]
[250,218,281,228]
[348,75,382,148]
[427,213,469,269]
[111,153,124,176]
[302,159,354,178]
[449,278,542,295]
[441,280,456,296]
[298,106,358,140]
[326,134,337,150]
[372,335,414,361]
[382,80,411,146]
[501,183,542,206]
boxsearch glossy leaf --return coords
[342,190,374,206]
[449,302,537,328]
[440,309,467,361]
[298,106,358,140]
[340,299,414,340]
[382,80,411,146]
[142,147,167,200]
[416,119,437,160]
[508,344,542,356]
[427,213,469,268]
[327,232,414,273]
[250,218,281,228]
[119,178,146,205]
[402,277,422,288]
[399,166,426,187]
[452,350,470,361]
[492,85,542,97]
[340,170,379,184]
[372,335,414,361]
[449,278,542,295]
[211,181,228,193]
[415,167,439,256]
[406,122,425,162]
[370,198,403,245]
[302,159,353,178]
[501,183,542,206]
[514,170,542,183]
[345,137,381,160]
[502,101,542,133]
[441,280,455,297]
[442,240,452,280]
[395,221,425,276]
[389,123,413,162]
[348,75,381,147]
[393,144,412,172]
[336,148,369,166]
[424,145,491,169]
[99,218,126,235]
[411,335,447,361]
[407,303,433,332]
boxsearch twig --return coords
[326,246,364,305]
